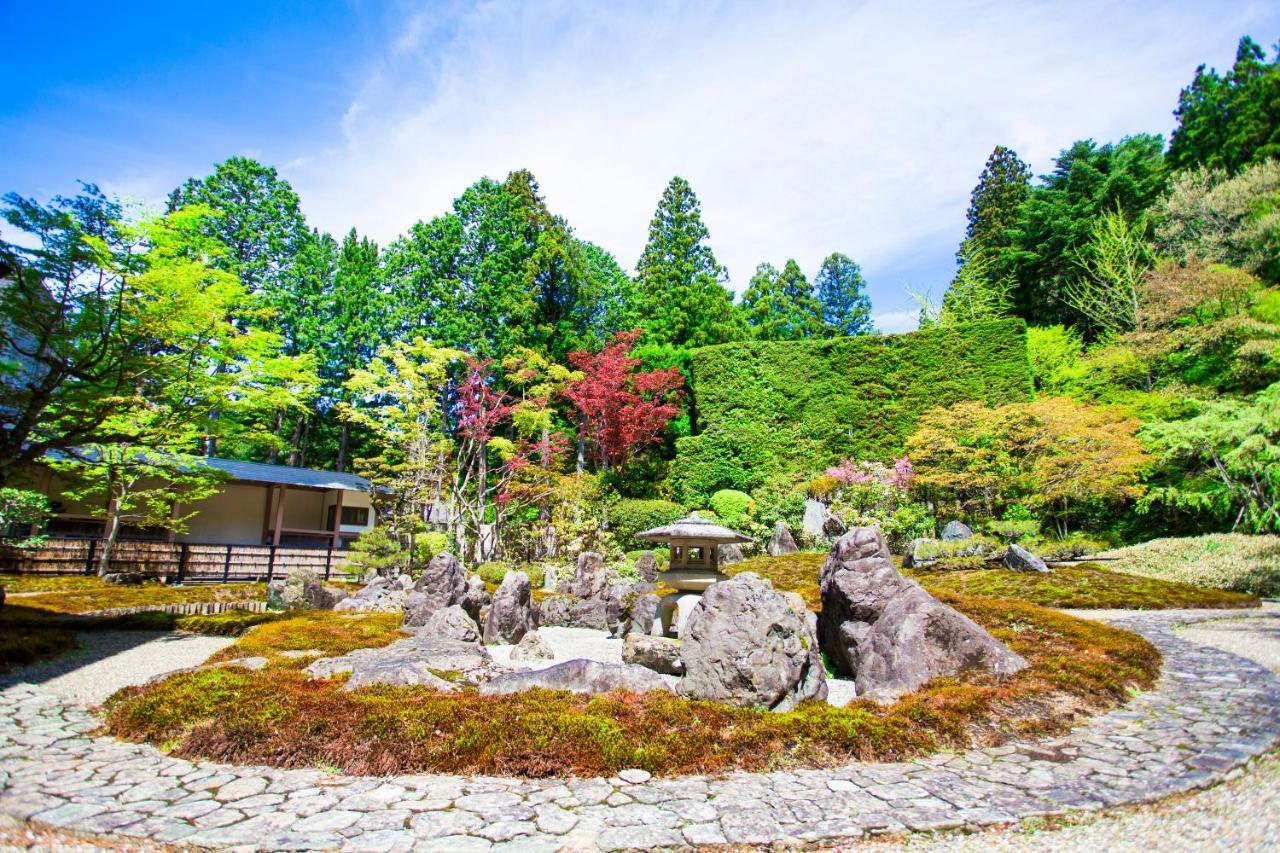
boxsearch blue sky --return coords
[2,1,1277,331]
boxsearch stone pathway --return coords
[0,610,1277,851]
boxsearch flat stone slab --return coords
[1,611,1278,850]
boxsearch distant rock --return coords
[679,572,826,711]
[276,569,347,611]
[941,520,974,541]
[623,593,660,639]
[634,551,658,582]
[306,629,494,690]
[411,604,481,643]
[819,527,1028,702]
[1004,542,1050,573]
[717,543,744,566]
[572,551,608,600]
[767,521,799,557]
[101,572,144,586]
[568,598,608,630]
[483,570,536,645]
[460,575,491,625]
[510,629,555,661]
[623,634,684,675]
[479,659,674,696]
[415,552,466,604]
[802,499,827,538]
[334,577,407,613]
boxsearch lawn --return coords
[101,595,1159,777]
[726,552,1260,610]
[1098,534,1280,599]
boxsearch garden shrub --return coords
[1099,534,1280,597]
[708,489,753,525]
[609,499,685,550]
[475,562,513,585]
[912,535,1001,562]
[673,319,1032,503]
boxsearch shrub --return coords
[1026,533,1110,561]
[986,519,1040,543]
[708,489,753,525]
[609,499,685,551]
[878,502,935,553]
[475,562,512,585]
[912,535,1001,562]
[1098,534,1280,597]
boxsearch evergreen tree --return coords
[962,146,1032,252]
[1169,36,1280,173]
[814,252,873,336]
[634,177,744,347]
[740,259,822,340]
[575,240,637,348]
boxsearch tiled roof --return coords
[201,457,372,491]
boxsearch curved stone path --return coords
[0,610,1277,851]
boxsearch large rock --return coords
[605,583,630,637]
[537,594,572,627]
[941,520,974,541]
[767,521,799,556]
[334,576,407,612]
[1004,543,1050,573]
[623,593,660,639]
[678,572,827,711]
[819,527,1029,702]
[460,575,491,624]
[572,551,608,599]
[483,570,535,645]
[306,630,494,689]
[278,569,347,611]
[802,499,827,538]
[479,659,674,696]
[623,634,684,675]
[634,551,658,582]
[415,552,467,604]
[411,604,481,643]
[717,543,744,566]
[510,629,554,661]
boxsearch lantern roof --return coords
[635,513,753,544]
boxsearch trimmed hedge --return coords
[609,499,686,551]
[674,319,1033,503]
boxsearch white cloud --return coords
[283,0,1275,318]
[873,310,920,335]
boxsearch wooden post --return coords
[261,485,273,544]
[271,485,287,547]
[223,544,232,582]
[176,543,190,584]
[84,539,96,575]
[330,489,344,550]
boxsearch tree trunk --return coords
[267,410,284,465]
[286,414,305,466]
[336,422,350,473]
[97,495,121,577]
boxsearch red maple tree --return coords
[563,330,684,470]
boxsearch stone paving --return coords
[0,610,1277,851]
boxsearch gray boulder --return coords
[537,594,572,627]
[802,499,827,538]
[483,570,535,645]
[679,572,827,711]
[568,598,608,630]
[415,552,467,604]
[902,537,932,569]
[623,634,684,675]
[818,527,1029,702]
[101,572,144,585]
[479,659,674,696]
[460,575,491,624]
[278,569,347,610]
[767,521,799,557]
[510,629,555,661]
[605,582,630,636]
[1004,542,1050,573]
[717,543,744,566]
[623,593,660,639]
[941,520,974,541]
[634,551,658,582]
[334,578,406,612]
[572,551,608,599]
[411,604,481,643]
[306,630,493,689]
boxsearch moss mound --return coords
[101,598,1158,778]
[1098,534,1280,598]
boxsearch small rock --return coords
[717,543,744,566]
[480,659,674,696]
[767,521,799,556]
[101,572,145,585]
[622,634,684,676]
[617,769,651,784]
[634,551,658,582]
[510,629,554,661]
[219,656,268,671]
[941,520,974,541]
[412,605,481,643]
[1004,542,1050,573]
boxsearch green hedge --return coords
[674,320,1032,503]
[610,499,686,551]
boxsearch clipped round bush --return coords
[709,489,754,525]
[475,562,512,586]
[609,499,685,551]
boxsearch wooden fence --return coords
[0,538,358,583]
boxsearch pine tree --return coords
[634,177,744,347]
[814,252,873,336]
[740,259,822,340]
[962,145,1031,253]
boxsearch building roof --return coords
[636,514,753,544]
[201,457,372,492]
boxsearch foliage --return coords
[814,252,873,336]
[911,535,1002,562]
[344,526,410,578]
[1139,382,1280,533]
[1154,159,1280,284]
[0,488,50,547]
[1168,36,1280,174]
[608,498,685,551]
[632,176,743,347]
[674,319,1033,503]
[563,330,684,471]
[1063,205,1155,337]
[913,563,1257,610]
[1098,533,1280,598]
[740,260,823,340]
[100,595,1159,777]
[707,489,753,525]
[1025,325,1083,391]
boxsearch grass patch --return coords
[1098,534,1280,598]
[13,580,265,614]
[912,562,1259,610]
[726,553,826,610]
[101,595,1159,777]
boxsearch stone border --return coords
[0,610,1277,851]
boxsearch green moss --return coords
[673,319,1033,503]
[15,580,264,614]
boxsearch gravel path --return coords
[7,631,234,706]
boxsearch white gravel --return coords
[9,630,234,706]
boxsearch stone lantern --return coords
[635,513,753,636]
